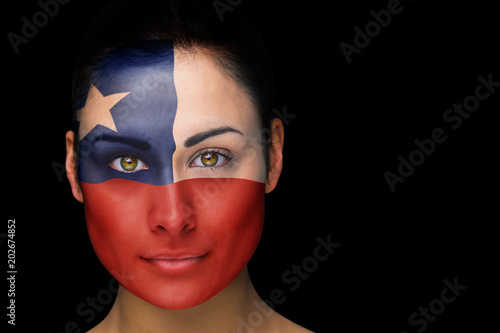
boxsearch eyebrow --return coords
[184,126,243,148]
[91,133,152,151]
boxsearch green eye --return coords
[121,156,138,171]
[189,149,232,168]
[109,155,148,173]
[200,152,218,166]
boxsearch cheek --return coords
[195,178,265,276]
[81,180,152,279]
[80,178,265,309]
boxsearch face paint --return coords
[76,41,266,309]
[81,178,264,309]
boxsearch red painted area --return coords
[80,177,265,309]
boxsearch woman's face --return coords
[70,42,274,309]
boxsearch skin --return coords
[66,49,312,332]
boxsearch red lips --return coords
[143,250,209,260]
[144,254,208,274]
[142,251,209,274]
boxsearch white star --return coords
[76,84,130,139]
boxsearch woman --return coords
[65,0,311,331]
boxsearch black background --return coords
[4,0,498,332]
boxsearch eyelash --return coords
[108,154,149,173]
[189,148,233,169]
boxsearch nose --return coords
[148,183,196,235]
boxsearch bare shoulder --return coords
[271,312,315,333]
[86,326,100,333]
[86,322,108,333]
[282,320,315,333]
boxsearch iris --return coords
[121,156,138,171]
[201,153,218,166]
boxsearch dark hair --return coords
[72,0,275,130]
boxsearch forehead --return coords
[172,50,257,141]
[78,41,257,141]
[90,41,177,138]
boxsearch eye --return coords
[189,149,231,168]
[109,155,149,173]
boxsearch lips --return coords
[142,252,208,274]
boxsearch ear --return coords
[65,131,84,203]
[265,118,284,193]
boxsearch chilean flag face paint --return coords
[75,41,267,309]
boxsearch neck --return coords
[95,266,275,333]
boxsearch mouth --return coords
[142,253,208,274]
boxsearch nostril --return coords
[181,222,195,233]
[153,222,194,234]
[155,225,167,231]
